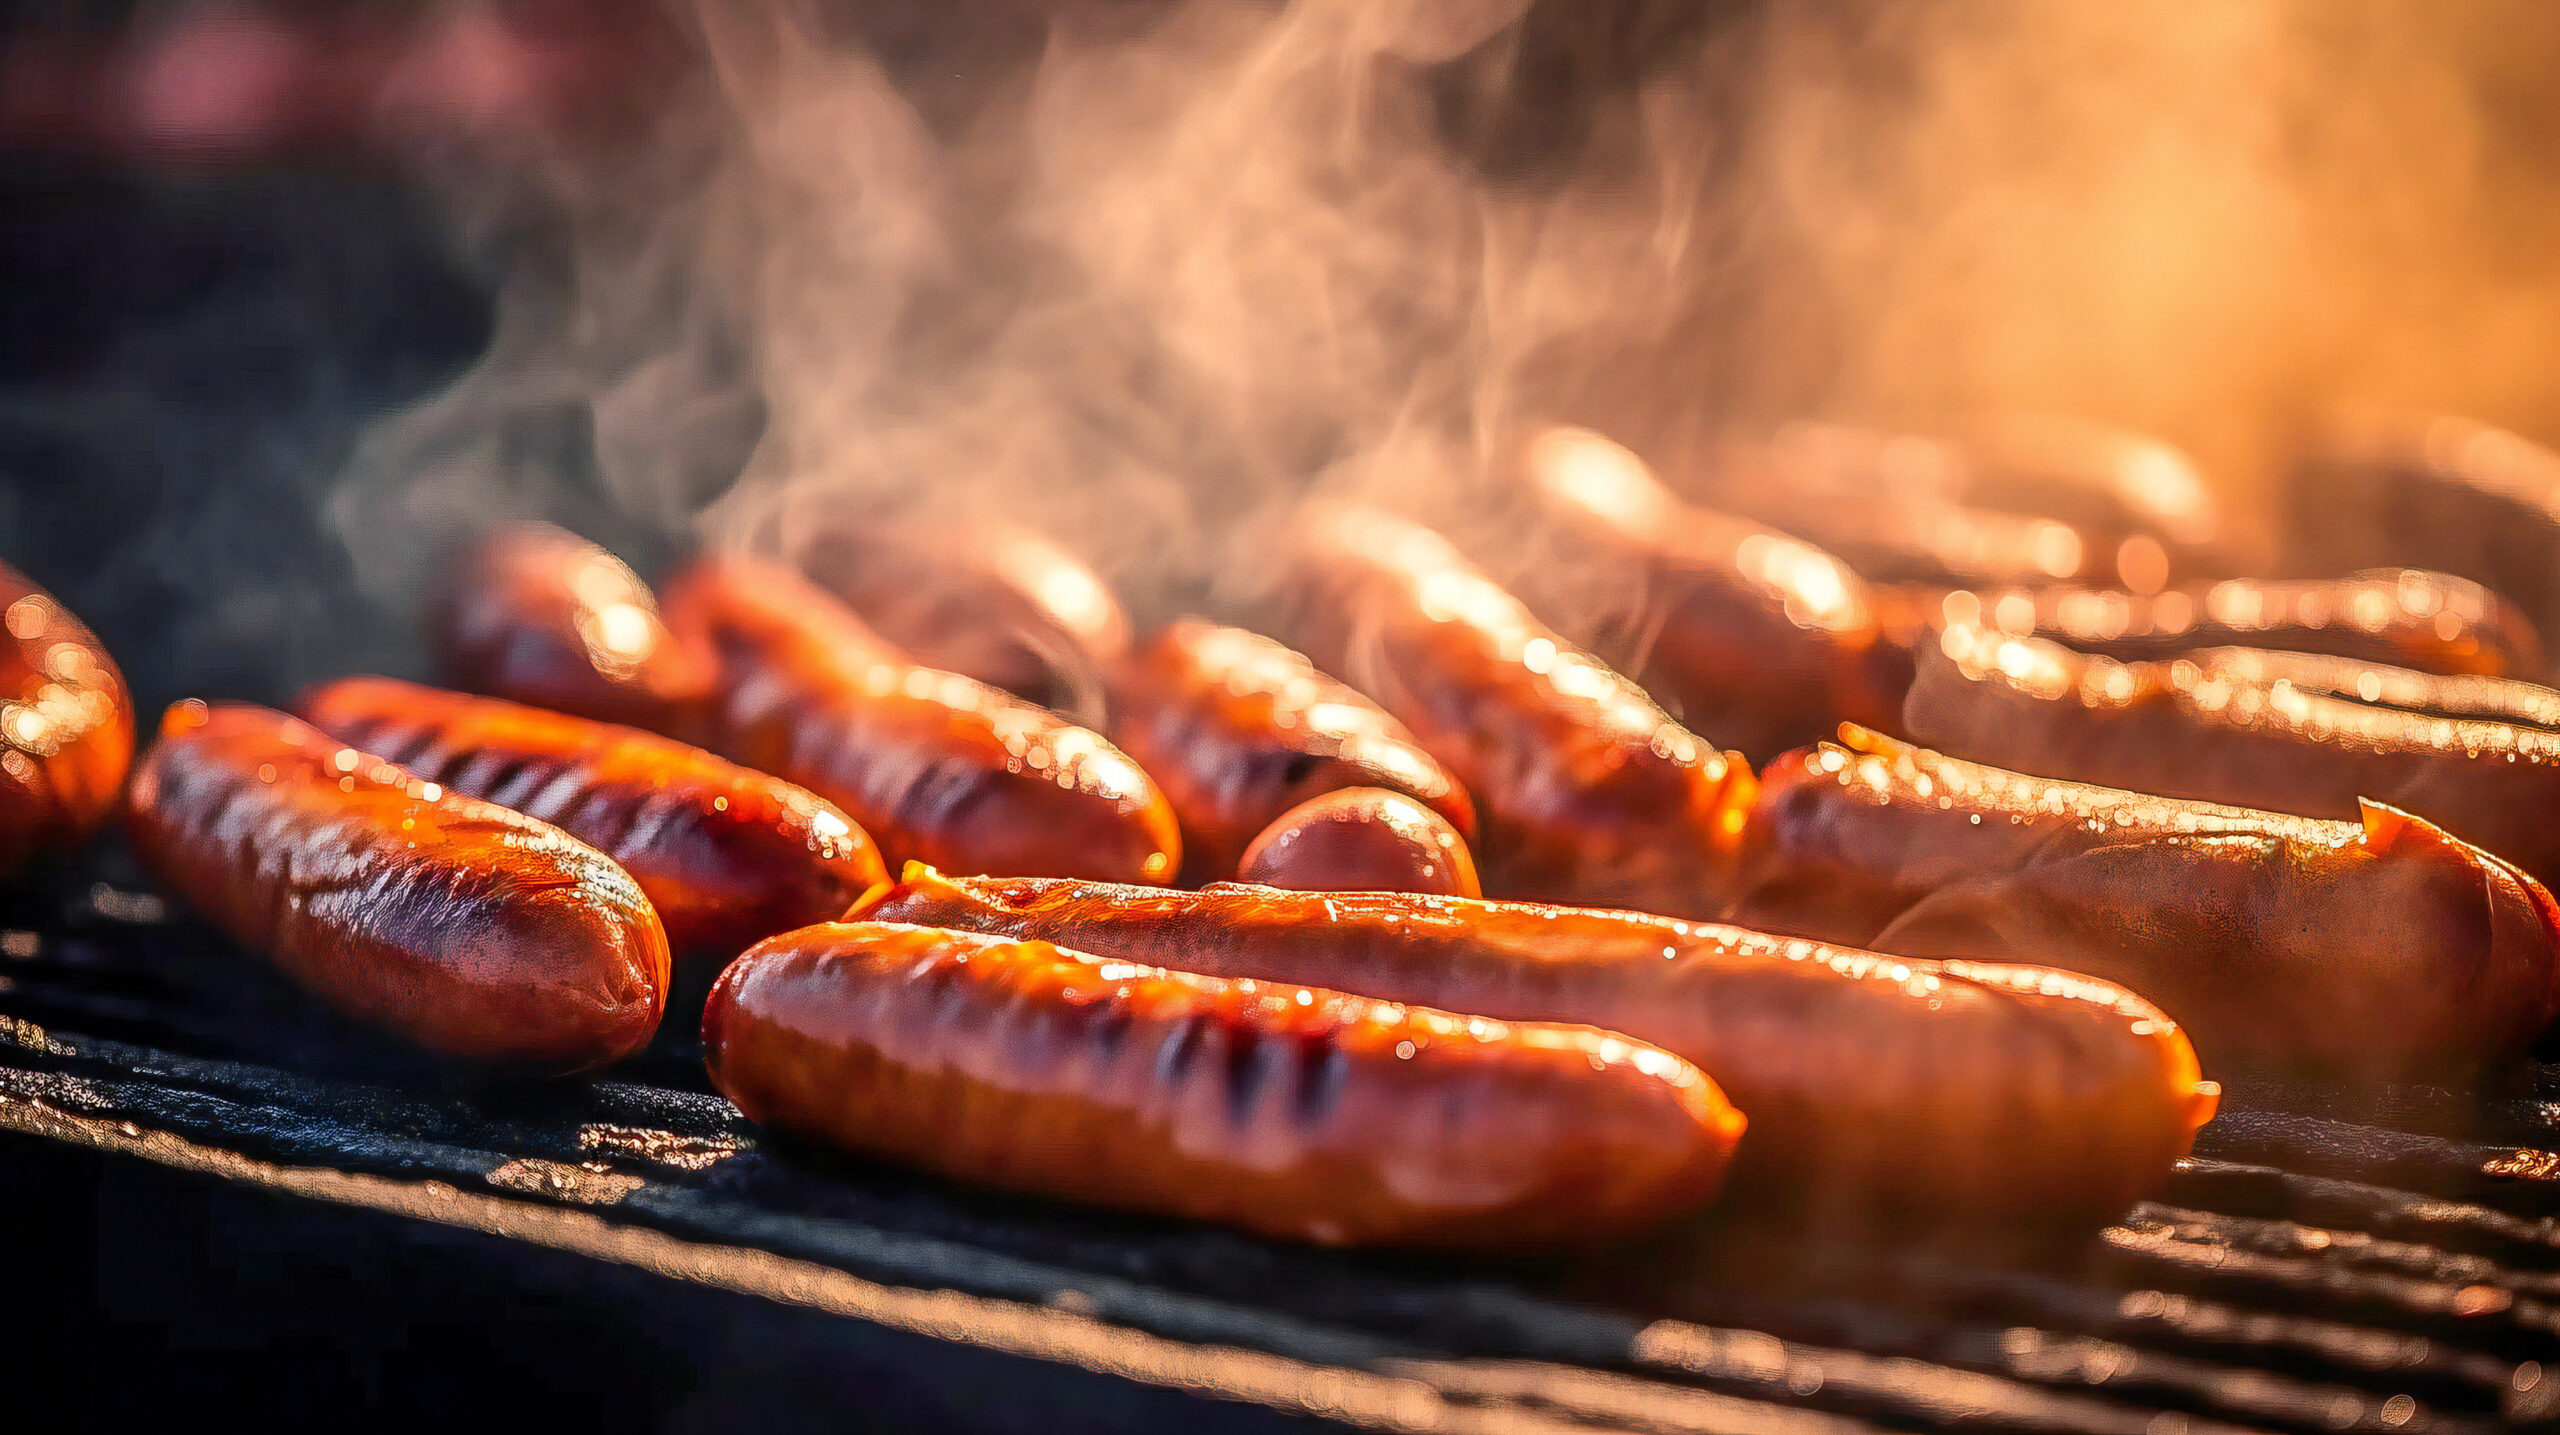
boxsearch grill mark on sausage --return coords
[1292,1027,1351,1124]
[702,923,1740,1247]
[1221,1017,1280,1126]
[1155,1010,1210,1087]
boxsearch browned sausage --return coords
[0,563,133,875]
[1730,727,2560,1083]
[299,677,887,955]
[1904,623,2560,894]
[1955,415,2229,588]
[659,556,1181,885]
[703,920,1741,1249]
[855,868,2214,1221]
[1106,619,1475,883]
[124,702,668,1069]
[1695,424,2111,587]
[2193,646,2560,727]
[432,522,714,731]
[1237,787,1480,897]
[797,517,1132,723]
[1521,425,1910,759]
[1274,506,1748,914]
[1691,419,2227,589]
[1893,569,2539,678]
[2284,415,2560,646]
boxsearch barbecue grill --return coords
[2,846,2554,1432]
[9,6,2560,1431]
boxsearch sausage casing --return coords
[1904,624,2560,894]
[1955,416,2228,586]
[1522,426,1908,760]
[799,517,1131,723]
[855,868,2214,1220]
[1697,425,2109,588]
[2284,416,2560,645]
[1275,507,1747,913]
[299,677,887,955]
[1107,619,1475,882]
[433,522,714,732]
[661,557,1180,885]
[703,920,1741,1249]
[1733,727,2560,1082]
[1896,569,2539,678]
[1701,419,2224,589]
[124,702,668,1069]
[0,563,133,875]
[1237,787,1481,897]
[2193,646,2560,727]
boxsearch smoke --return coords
[1731,3,2560,503]
[328,0,2560,611]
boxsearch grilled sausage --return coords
[0,563,133,875]
[1894,570,2539,678]
[660,556,1180,885]
[1275,506,1747,913]
[1697,424,2108,588]
[703,920,1742,1248]
[1904,624,2560,894]
[798,517,1131,724]
[433,522,714,731]
[1106,619,1474,883]
[124,702,667,1069]
[1237,787,1480,897]
[1691,420,2225,591]
[1521,425,1909,759]
[2192,646,2560,728]
[1731,727,2560,1082]
[855,868,2215,1220]
[299,677,887,955]
[2284,416,2560,646]
[1956,416,2228,588]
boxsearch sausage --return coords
[123,702,668,1069]
[432,522,714,731]
[854,868,2215,1221]
[1696,424,2109,588]
[1237,787,1480,897]
[1691,420,2226,590]
[1729,727,2560,1083]
[0,563,133,876]
[1520,425,1909,759]
[659,556,1180,885]
[1810,504,2097,590]
[1274,506,1748,913]
[2284,416,2560,648]
[703,920,1741,1248]
[2192,646,2560,728]
[1903,624,2560,894]
[1955,416,2229,589]
[298,676,888,955]
[1894,569,2539,678]
[797,517,1131,724]
[1105,619,1474,883]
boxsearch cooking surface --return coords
[9,23,2560,1430]
[1,849,2553,1433]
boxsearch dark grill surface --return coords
[2,850,2554,1435]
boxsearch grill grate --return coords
[1,854,2555,1435]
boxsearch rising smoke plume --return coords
[331,0,2560,612]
